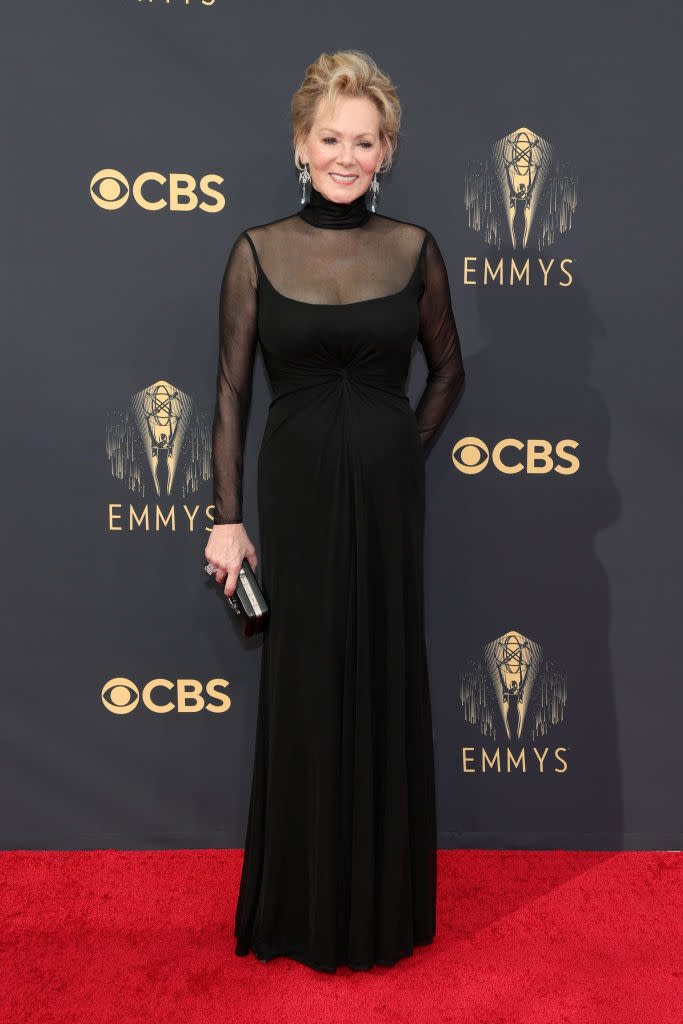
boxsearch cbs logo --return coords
[102,677,231,714]
[90,169,225,212]
[452,437,580,475]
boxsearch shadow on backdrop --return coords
[423,255,623,850]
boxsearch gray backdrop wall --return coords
[3,0,681,850]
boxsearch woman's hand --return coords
[205,523,258,598]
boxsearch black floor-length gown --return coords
[211,182,465,972]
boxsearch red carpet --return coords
[1,849,680,1023]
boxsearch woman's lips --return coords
[330,172,358,184]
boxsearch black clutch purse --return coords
[226,558,269,637]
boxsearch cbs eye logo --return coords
[101,677,231,714]
[89,169,225,212]
[452,437,580,475]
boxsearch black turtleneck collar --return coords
[298,181,372,229]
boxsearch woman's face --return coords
[299,94,388,205]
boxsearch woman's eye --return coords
[322,138,373,148]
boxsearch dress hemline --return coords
[234,932,436,973]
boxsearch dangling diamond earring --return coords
[369,171,380,213]
[299,161,311,205]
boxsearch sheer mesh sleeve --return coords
[414,232,465,448]
[211,231,259,525]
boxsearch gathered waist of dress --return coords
[268,367,408,407]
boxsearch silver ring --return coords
[204,562,218,575]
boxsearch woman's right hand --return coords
[204,523,258,599]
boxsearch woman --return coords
[205,49,465,973]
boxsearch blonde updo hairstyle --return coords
[292,50,401,174]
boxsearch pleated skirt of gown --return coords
[233,373,437,972]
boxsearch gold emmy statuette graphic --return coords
[106,378,213,509]
[460,628,567,744]
[465,125,578,251]
[484,630,542,742]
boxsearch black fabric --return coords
[298,181,372,229]
[211,185,465,972]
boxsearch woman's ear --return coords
[378,135,389,172]
[295,134,308,169]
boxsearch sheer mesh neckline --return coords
[298,181,371,230]
[253,233,426,308]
